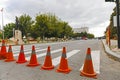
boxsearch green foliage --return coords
[33,13,73,39]
[18,14,34,38]
[72,32,94,39]
[34,14,49,39]
[4,23,15,39]
[4,13,73,40]
[0,33,3,39]
[87,33,95,39]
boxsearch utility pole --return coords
[116,0,120,48]
[105,0,120,48]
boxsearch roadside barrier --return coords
[0,42,99,78]
[5,45,15,62]
[41,46,54,70]
[0,40,7,59]
[80,48,97,78]
[56,47,71,73]
[16,45,27,63]
[27,45,40,67]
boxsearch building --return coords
[73,27,89,33]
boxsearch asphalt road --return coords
[0,40,120,80]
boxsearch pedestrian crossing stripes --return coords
[14,48,47,56]
[4,46,100,74]
[26,49,62,60]
[52,50,80,66]
[12,47,43,53]
[91,51,100,74]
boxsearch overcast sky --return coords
[0,0,115,37]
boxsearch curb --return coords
[102,40,120,62]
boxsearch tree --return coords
[87,33,94,39]
[3,13,74,41]
[4,23,15,39]
[34,14,49,40]
[80,32,87,37]
[60,22,73,38]
[72,32,94,39]
[45,14,58,38]
[18,14,34,38]
[34,13,73,40]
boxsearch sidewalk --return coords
[102,39,120,62]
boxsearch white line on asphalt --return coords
[26,49,62,60]
[52,50,80,66]
[79,50,100,74]
[13,47,42,53]
[14,48,47,56]
[91,51,100,74]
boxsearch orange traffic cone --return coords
[80,48,97,78]
[27,45,40,67]
[16,45,27,63]
[41,46,54,70]
[5,45,15,62]
[56,47,71,73]
[0,40,7,59]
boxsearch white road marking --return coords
[26,49,62,60]
[91,51,100,74]
[52,50,80,66]
[79,50,100,74]
[13,47,42,53]
[14,48,47,56]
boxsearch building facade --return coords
[73,27,89,33]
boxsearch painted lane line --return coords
[79,50,100,74]
[13,47,42,53]
[52,50,80,66]
[26,49,62,60]
[14,48,47,56]
[91,51,100,74]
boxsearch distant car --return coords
[82,37,87,40]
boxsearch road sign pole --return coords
[116,0,120,48]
